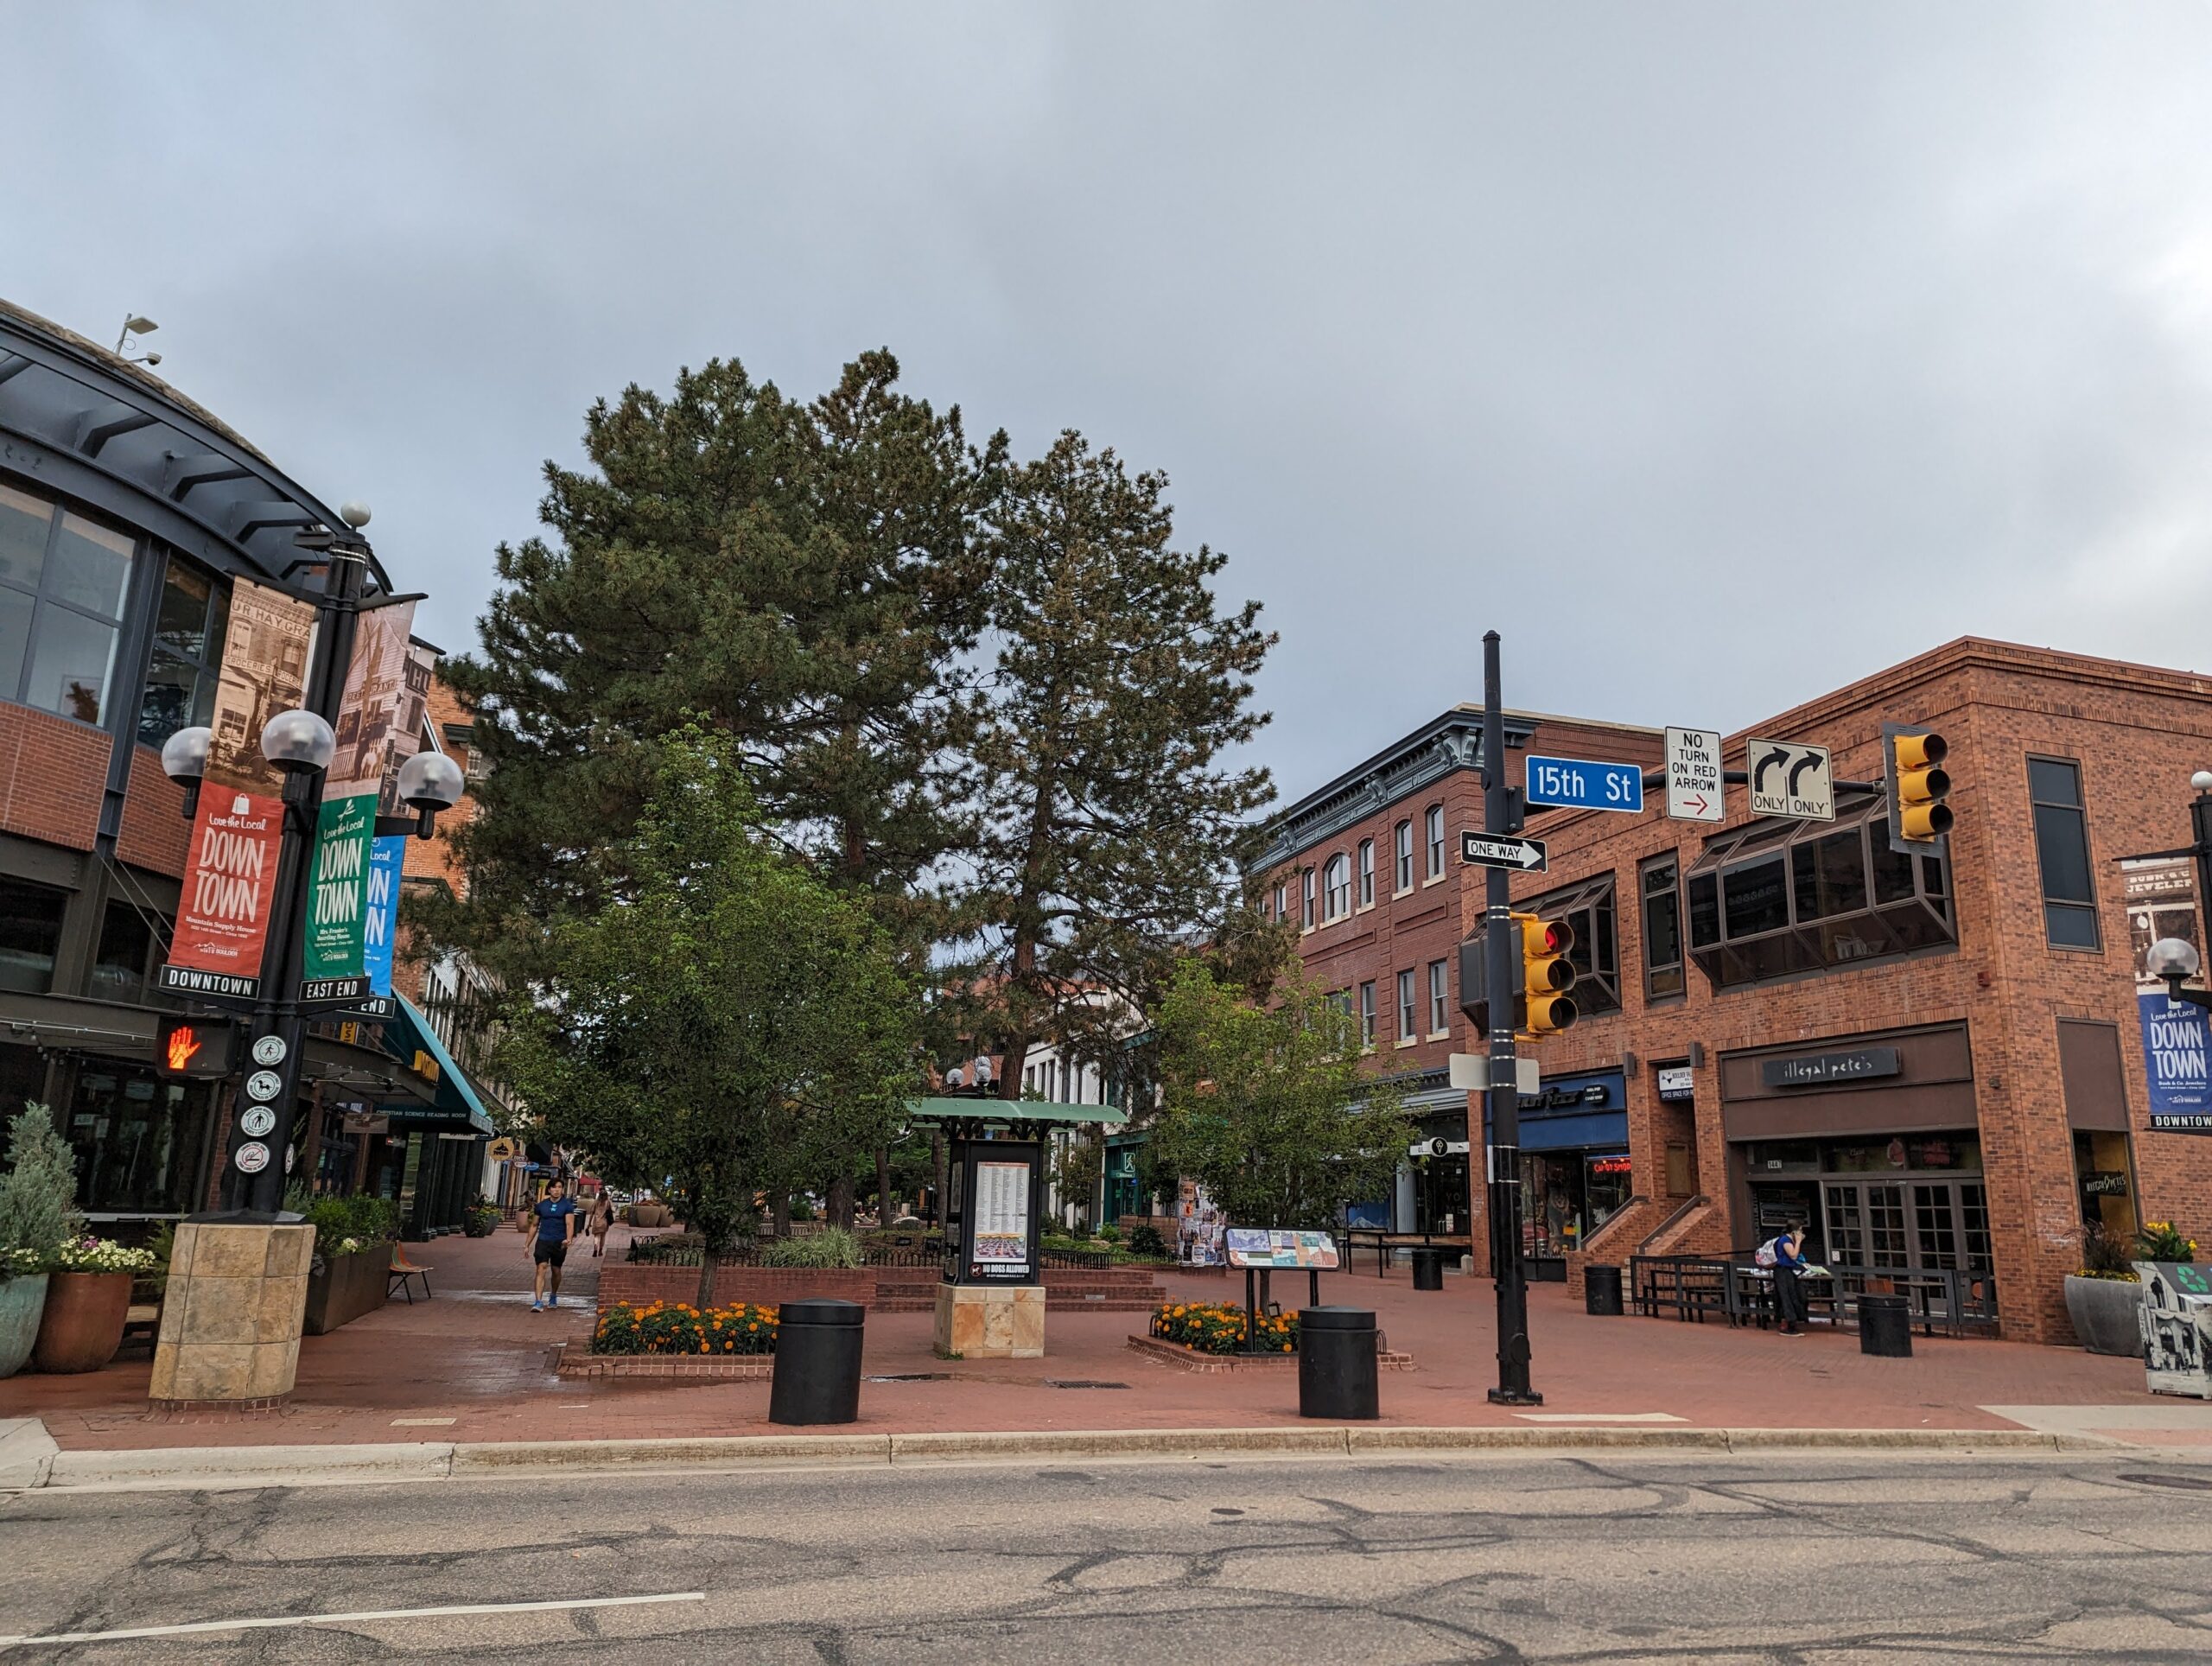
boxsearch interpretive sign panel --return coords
[1224,1228,1341,1269]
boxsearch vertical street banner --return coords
[2126,856,2212,1131]
[160,580,318,1000]
[304,601,417,999]
[361,834,406,998]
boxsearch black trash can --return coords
[1585,1263,1624,1316]
[1859,1293,1913,1358]
[1409,1246,1446,1291]
[1298,1307,1379,1420]
[768,1298,867,1425]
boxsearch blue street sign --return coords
[1525,754,1645,813]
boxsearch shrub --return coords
[1150,1300,1298,1356]
[0,1103,83,1275]
[761,1226,861,1269]
[2142,1220,2197,1262]
[1127,1224,1167,1258]
[303,1199,355,1261]
[593,1300,779,1356]
[2077,1220,2141,1281]
[51,1237,159,1275]
[463,1199,501,1237]
[1096,1224,1121,1243]
[346,1196,400,1243]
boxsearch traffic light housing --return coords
[155,1014,238,1080]
[1517,912,1578,1036]
[1884,722,1953,847]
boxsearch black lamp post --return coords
[158,506,465,1219]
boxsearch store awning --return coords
[377,995,496,1137]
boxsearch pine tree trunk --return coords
[772,1192,791,1238]
[830,1173,855,1231]
[695,1249,718,1309]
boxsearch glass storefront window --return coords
[140,559,231,747]
[0,481,137,728]
[0,878,68,994]
[62,1065,213,1214]
[1519,1152,1629,1255]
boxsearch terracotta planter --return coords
[0,1274,48,1378]
[2065,1274,2145,1357]
[32,1269,131,1374]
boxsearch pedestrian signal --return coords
[156,1014,238,1080]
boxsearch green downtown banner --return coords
[302,790,377,993]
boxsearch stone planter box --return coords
[1127,1333,1416,1374]
[555,1346,773,1380]
[2065,1274,2145,1357]
[33,1269,132,1373]
[0,1273,49,1378]
[304,1243,395,1336]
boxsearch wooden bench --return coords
[389,1246,433,1303]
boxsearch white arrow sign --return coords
[1745,738,1834,822]
[1459,831,1548,872]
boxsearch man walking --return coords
[530,1177,577,1312]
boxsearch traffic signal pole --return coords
[1481,630,1540,1405]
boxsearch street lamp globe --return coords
[259,709,336,773]
[2192,770,2212,795]
[396,748,465,810]
[159,725,213,785]
[2150,937,2203,984]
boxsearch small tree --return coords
[1147,963,1411,1231]
[494,729,923,1305]
[0,1104,83,1271]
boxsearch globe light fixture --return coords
[2192,770,2212,795]
[160,724,214,818]
[396,747,466,837]
[259,709,336,774]
[2150,937,2203,987]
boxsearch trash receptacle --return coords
[1859,1293,1912,1358]
[1585,1264,1624,1316]
[769,1298,866,1425]
[1298,1307,1379,1420]
[1409,1247,1446,1291]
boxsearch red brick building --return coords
[1263,638,2212,1344]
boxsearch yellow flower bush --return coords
[593,1300,779,1355]
[1150,1300,1300,1356]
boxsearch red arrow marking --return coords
[1686,793,1708,814]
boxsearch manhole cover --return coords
[1046,1379,1131,1389]
[865,1372,952,1383]
[2119,1472,2212,1491]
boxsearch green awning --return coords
[906,1096,1128,1132]
[378,995,496,1137]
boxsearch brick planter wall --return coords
[597,1265,875,1314]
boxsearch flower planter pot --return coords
[0,1274,48,1378]
[2066,1274,2145,1357]
[32,1270,131,1373]
[304,1243,396,1335]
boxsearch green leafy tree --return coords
[1146,962,1411,1230]
[951,431,1276,1094]
[0,1103,83,1269]
[443,352,1002,971]
[493,730,922,1306]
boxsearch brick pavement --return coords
[0,1232,2184,1453]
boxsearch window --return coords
[1358,980,1376,1047]
[2029,758,2099,949]
[1301,868,1315,930]
[1357,840,1375,907]
[1425,805,1445,878]
[1642,856,1683,1000]
[0,877,69,994]
[1397,969,1416,1040]
[91,898,171,1005]
[139,557,231,747]
[1322,854,1350,921]
[1683,794,1955,989]
[1524,873,1621,1015]
[1394,821,1413,892]
[0,481,138,727]
[1273,881,1287,921]
[1427,958,1449,1034]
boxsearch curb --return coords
[4,1421,2122,1491]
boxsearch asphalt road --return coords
[6,1451,2212,1662]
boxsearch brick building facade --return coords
[1265,638,2212,1345]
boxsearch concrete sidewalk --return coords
[0,1226,2196,1459]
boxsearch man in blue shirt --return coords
[530,1178,577,1312]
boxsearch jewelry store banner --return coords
[161,579,318,1000]
[303,601,417,998]
[2126,856,2212,1132]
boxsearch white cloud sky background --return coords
[9,3,2212,804]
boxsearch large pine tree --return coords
[955,431,1276,1096]
[442,351,1001,970]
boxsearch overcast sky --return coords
[10,4,2212,805]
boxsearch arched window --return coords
[1425,804,1445,878]
[1394,821,1414,892]
[1357,840,1375,906]
[1323,854,1350,920]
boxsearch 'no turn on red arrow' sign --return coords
[1665,726,1725,823]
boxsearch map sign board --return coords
[1224,1229,1341,1270]
[1664,726,1725,823]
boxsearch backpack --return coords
[1754,1237,1779,1269]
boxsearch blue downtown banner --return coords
[361,834,406,998]
[2140,991,2212,1130]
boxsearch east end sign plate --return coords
[1525,755,1644,813]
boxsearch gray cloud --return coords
[9,3,2212,802]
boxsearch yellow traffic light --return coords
[1516,912,1578,1037]
[1890,729,1953,843]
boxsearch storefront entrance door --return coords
[1821,1180,1992,1272]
